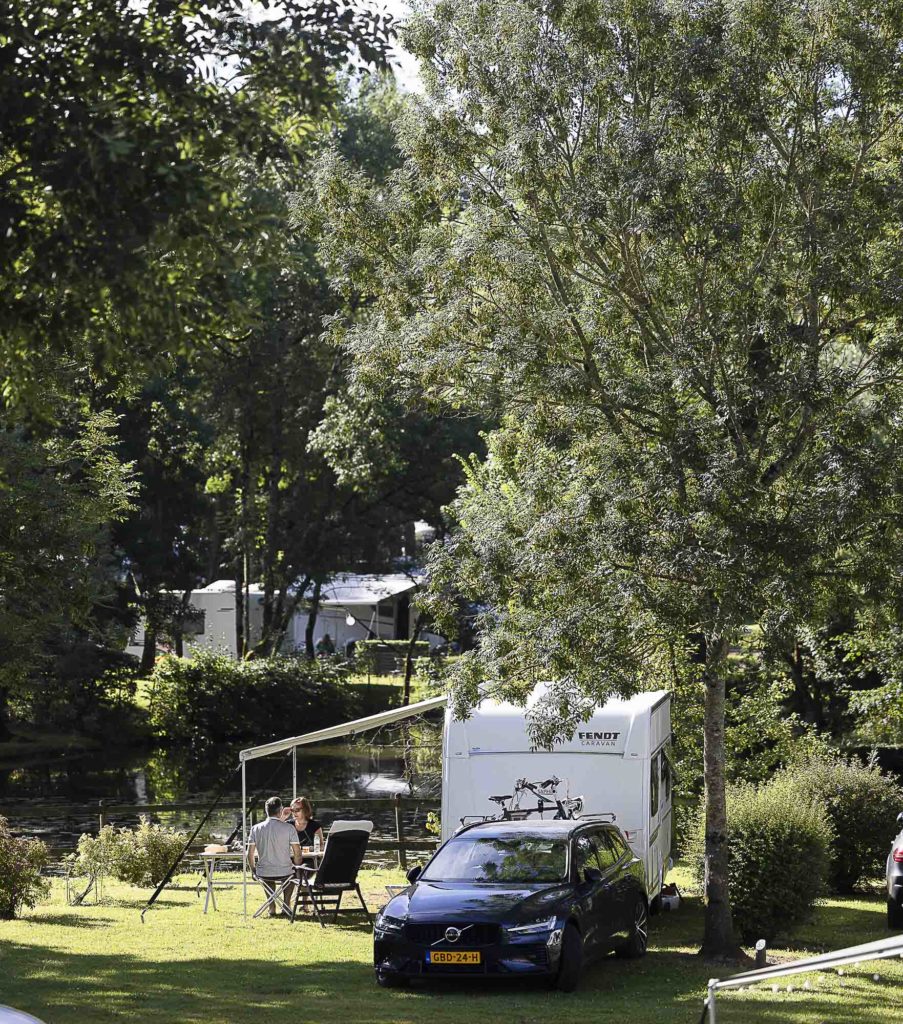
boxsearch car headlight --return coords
[374,913,405,937]
[505,915,557,936]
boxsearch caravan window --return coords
[650,752,660,818]
[661,749,672,803]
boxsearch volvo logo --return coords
[444,927,462,943]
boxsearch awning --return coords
[239,693,449,762]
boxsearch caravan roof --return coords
[448,687,669,759]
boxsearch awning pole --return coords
[292,747,297,800]
[242,760,247,920]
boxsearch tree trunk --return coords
[234,561,245,659]
[205,494,223,584]
[140,624,157,675]
[700,636,742,959]
[304,580,322,659]
[402,612,425,707]
[0,686,11,741]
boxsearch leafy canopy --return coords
[0,0,394,407]
[310,0,903,740]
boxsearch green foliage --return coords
[311,0,903,952]
[0,0,394,408]
[0,410,135,733]
[690,778,833,943]
[356,640,431,673]
[147,650,356,755]
[71,825,122,884]
[778,753,903,893]
[73,818,187,888]
[669,651,825,798]
[0,816,50,919]
[109,819,188,888]
[309,0,903,732]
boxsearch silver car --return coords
[888,812,903,929]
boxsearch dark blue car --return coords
[373,818,648,991]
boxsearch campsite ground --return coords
[1,866,899,1023]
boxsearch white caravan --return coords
[441,687,673,902]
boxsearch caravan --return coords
[441,687,673,903]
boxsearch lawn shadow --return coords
[24,913,113,929]
[782,894,887,954]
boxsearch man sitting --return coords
[247,796,301,917]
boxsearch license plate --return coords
[427,950,481,965]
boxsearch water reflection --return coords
[0,728,441,856]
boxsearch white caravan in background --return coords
[441,687,673,903]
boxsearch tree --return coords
[199,80,482,658]
[309,0,903,957]
[0,407,134,737]
[0,0,394,410]
[111,364,214,670]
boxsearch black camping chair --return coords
[292,819,373,927]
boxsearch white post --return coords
[707,980,717,1024]
[242,760,248,919]
[292,747,297,800]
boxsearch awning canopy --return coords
[319,573,421,606]
[239,692,449,762]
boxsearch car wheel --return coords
[553,922,584,992]
[888,898,903,930]
[617,899,649,958]
[375,970,409,989]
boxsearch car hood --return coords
[386,880,572,924]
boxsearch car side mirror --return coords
[583,867,603,884]
[406,865,422,884]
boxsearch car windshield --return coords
[421,835,568,883]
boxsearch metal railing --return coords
[703,932,903,1022]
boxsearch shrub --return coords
[73,818,187,888]
[112,818,187,886]
[690,776,832,943]
[148,650,357,755]
[71,824,123,882]
[779,752,903,892]
[0,816,50,919]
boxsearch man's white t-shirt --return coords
[249,816,299,877]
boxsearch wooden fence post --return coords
[393,793,407,870]
[98,799,106,830]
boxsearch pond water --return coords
[0,729,442,858]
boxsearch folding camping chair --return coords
[292,820,374,927]
[252,870,295,919]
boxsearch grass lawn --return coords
[1,866,899,1024]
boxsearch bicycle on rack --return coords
[459,776,584,830]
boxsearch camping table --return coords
[199,851,247,913]
[200,850,323,914]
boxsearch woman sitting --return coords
[290,796,325,850]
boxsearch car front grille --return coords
[405,921,501,946]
